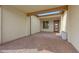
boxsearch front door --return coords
[53,20,60,32]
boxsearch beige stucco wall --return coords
[67,6,79,51]
[31,16,40,34]
[2,6,26,43]
[60,11,67,33]
[0,7,1,44]
[0,6,41,44]
[26,16,30,36]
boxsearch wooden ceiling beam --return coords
[27,5,68,16]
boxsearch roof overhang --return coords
[27,5,68,16]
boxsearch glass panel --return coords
[37,10,63,16]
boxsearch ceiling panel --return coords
[11,5,63,13]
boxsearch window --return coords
[43,21,49,29]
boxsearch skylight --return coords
[37,10,63,16]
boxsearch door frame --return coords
[53,20,60,33]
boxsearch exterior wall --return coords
[0,6,41,44]
[67,6,79,51]
[40,17,61,32]
[26,16,30,36]
[31,16,40,34]
[60,11,67,33]
[2,6,26,43]
[0,7,1,44]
